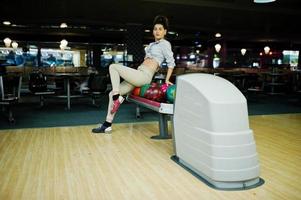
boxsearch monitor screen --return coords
[282,50,299,67]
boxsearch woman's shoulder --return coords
[161,39,170,44]
[160,39,172,47]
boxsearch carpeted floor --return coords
[1,93,301,130]
[0,95,158,130]
[247,93,301,115]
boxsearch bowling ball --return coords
[142,82,158,98]
[153,87,165,102]
[144,87,154,99]
[140,84,151,97]
[150,82,159,88]
[132,87,141,96]
[166,84,176,103]
[145,86,165,102]
[160,83,169,94]
[144,84,154,99]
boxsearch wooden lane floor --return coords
[0,114,300,200]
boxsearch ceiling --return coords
[1,0,301,49]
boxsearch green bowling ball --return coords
[166,84,176,103]
[140,84,151,97]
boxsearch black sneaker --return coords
[92,124,112,133]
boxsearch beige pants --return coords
[106,64,156,122]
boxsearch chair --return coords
[28,72,55,107]
[245,73,266,101]
[82,73,109,107]
[0,74,22,123]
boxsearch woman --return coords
[92,15,175,133]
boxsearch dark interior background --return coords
[1,0,301,49]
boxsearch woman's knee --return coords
[119,82,135,95]
[109,63,120,71]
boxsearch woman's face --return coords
[153,24,167,41]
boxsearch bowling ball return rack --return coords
[127,94,173,139]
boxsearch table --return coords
[45,72,89,110]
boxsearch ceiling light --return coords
[12,41,18,49]
[215,33,222,38]
[241,48,247,56]
[3,37,12,47]
[144,29,150,32]
[168,31,176,35]
[214,43,221,53]
[264,46,270,54]
[60,44,65,50]
[60,23,68,28]
[60,39,68,47]
[254,0,276,3]
[3,21,11,25]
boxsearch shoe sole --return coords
[92,127,112,134]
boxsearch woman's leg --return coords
[105,81,135,122]
[109,64,155,113]
[109,64,153,94]
[92,65,154,133]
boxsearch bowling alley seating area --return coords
[0,64,300,128]
[159,65,300,96]
[28,71,56,107]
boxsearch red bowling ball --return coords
[145,85,165,102]
[160,83,169,93]
[132,87,141,96]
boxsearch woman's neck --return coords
[155,38,164,42]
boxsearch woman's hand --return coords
[165,80,173,85]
